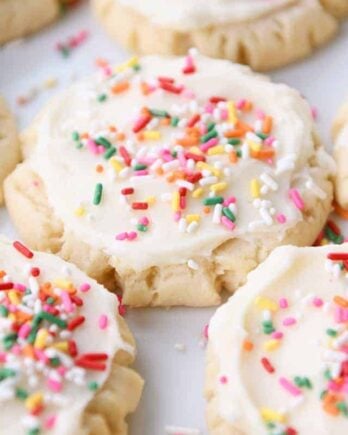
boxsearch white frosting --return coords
[209,244,348,434]
[0,237,132,435]
[336,124,348,148]
[27,54,333,272]
[118,0,297,31]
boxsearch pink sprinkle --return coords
[335,307,348,323]
[223,196,236,207]
[279,377,302,396]
[13,283,26,292]
[313,297,323,308]
[203,324,209,339]
[134,170,149,176]
[289,188,305,210]
[117,295,127,317]
[173,211,182,222]
[311,106,318,120]
[204,103,214,114]
[221,216,235,231]
[18,323,31,339]
[200,137,219,152]
[139,216,150,226]
[87,139,98,154]
[34,349,49,364]
[44,415,57,430]
[279,298,288,309]
[283,317,296,327]
[182,89,195,99]
[271,331,283,340]
[11,344,21,356]
[220,108,228,121]
[264,136,275,146]
[57,366,67,376]
[80,283,91,293]
[255,108,265,119]
[219,375,228,384]
[99,314,108,330]
[236,99,246,110]
[47,378,63,393]
[60,291,73,313]
[127,231,137,241]
[116,232,128,241]
[276,214,287,224]
[0,352,7,363]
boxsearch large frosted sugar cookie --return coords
[206,244,348,434]
[333,100,348,211]
[4,53,334,307]
[0,0,77,44]
[91,0,344,71]
[0,237,143,434]
[0,96,20,204]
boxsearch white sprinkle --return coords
[187,259,199,270]
[176,180,195,191]
[187,221,199,234]
[165,426,200,435]
[199,176,218,186]
[260,173,278,191]
[305,178,327,199]
[179,218,187,233]
[174,343,187,352]
[212,204,222,224]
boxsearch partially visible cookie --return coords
[0,0,77,45]
[0,96,20,204]
[4,53,334,307]
[0,236,143,434]
[92,0,341,71]
[333,100,348,210]
[206,244,348,434]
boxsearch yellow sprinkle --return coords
[74,207,85,217]
[192,188,203,199]
[188,146,202,155]
[250,179,260,198]
[53,280,73,291]
[210,182,228,193]
[248,140,262,152]
[25,392,43,411]
[42,77,57,89]
[8,290,20,305]
[146,195,156,205]
[260,408,286,423]
[115,56,139,72]
[143,131,161,141]
[207,145,225,156]
[186,214,201,223]
[8,313,16,321]
[51,341,69,353]
[34,329,49,350]
[171,191,180,212]
[254,296,278,312]
[263,339,281,352]
[110,157,123,173]
[227,101,237,124]
[196,162,220,177]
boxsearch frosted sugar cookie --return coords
[0,237,143,434]
[92,0,343,71]
[0,96,20,204]
[0,0,79,45]
[206,244,348,434]
[333,101,348,211]
[4,53,334,307]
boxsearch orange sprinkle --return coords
[243,101,253,111]
[160,117,171,126]
[111,81,130,94]
[323,393,340,416]
[116,132,126,141]
[251,148,275,160]
[0,270,5,279]
[137,133,144,141]
[236,120,253,132]
[243,340,254,351]
[15,312,33,323]
[80,132,89,140]
[229,151,238,164]
[263,116,273,134]
[334,295,348,308]
[224,128,245,138]
[96,164,104,173]
[176,137,199,147]
[166,174,175,183]
[108,125,117,133]
[334,202,348,220]
[140,82,151,95]
[95,58,108,68]
[203,206,211,214]
[22,344,35,359]
[155,167,164,176]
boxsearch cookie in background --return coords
[333,100,348,211]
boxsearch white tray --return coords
[1,4,348,434]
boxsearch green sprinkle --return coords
[256,132,268,140]
[227,138,241,146]
[324,227,343,244]
[97,93,107,102]
[27,327,39,344]
[207,122,216,132]
[136,224,148,233]
[104,147,117,160]
[222,207,236,222]
[201,129,217,143]
[134,164,147,171]
[88,381,99,391]
[39,311,67,329]
[72,131,79,141]
[3,333,17,350]
[262,320,275,335]
[294,376,312,389]
[95,137,112,149]
[237,149,242,158]
[150,109,169,118]
[50,357,61,367]
[93,183,103,206]
[326,328,337,337]
[46,297,55,305]
[28,429,40,435]
[320,390,328,400]
[203,197,224,206]
[0,368,16,380]
[16,388,29,400]
[75,142,83,149]
[337,402,348,416]
[60,46,70,58]
[171,117,179,127]
[133,64,141,72]
[0,305,9,317]
[172,151,178,158]
[324,369,332,380]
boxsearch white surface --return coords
[0,4,348,434]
